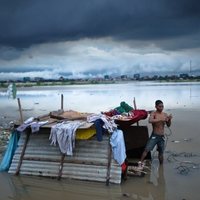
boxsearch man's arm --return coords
[166,114,172,127]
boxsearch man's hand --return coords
[166,114,173,121]
[160,114,170,122]
[166,114,172,127]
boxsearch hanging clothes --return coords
[30,121,49,133]
[16,120,48,133]
[110,129,126,165]
[49,121,84,155]
[0,131,20,171]
[93,119,106,141]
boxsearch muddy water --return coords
[0,82,200,200]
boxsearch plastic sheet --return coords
[0,131,19,171]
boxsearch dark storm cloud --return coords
[0,0,200,49]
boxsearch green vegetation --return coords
[0,82,6,88]
[36,81,41,86]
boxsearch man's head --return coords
[155,100,164,112]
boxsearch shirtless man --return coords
[139,100,172,166]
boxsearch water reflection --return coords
[0,172,122,200]
[0,165,166,200]
[120,163,166,200]
[148,164,166,200]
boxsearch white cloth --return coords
[87,113,117,133]
[30,121,48,133]
[16,117,35,132]
[49,121,83,155]
[16,118,48,133]
[110,129,126,165]
[24,117,34,124]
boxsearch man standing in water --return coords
[139,100,172,166]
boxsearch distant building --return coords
[133,73,140,80]
[152,75,158,80]
[34,77,44,82]
[179,73,189,79]
[23,77,31,82]
[104,75,110,80]
[59,76,65,81]
[170,75,178,80]
[142,76,150,80]
[121,75,128,80]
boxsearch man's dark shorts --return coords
[145,133,165,154]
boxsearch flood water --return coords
[0,81,200,121]
[0,81,200,200]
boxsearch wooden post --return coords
[15,130,30,175]
[106,138,112,186]
[133,97,137,110]
[58,154,65,180]
[61,94,64,111]
[17,98,24,124]
[133,97,139,126]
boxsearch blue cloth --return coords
[93,119,106,141]
[0,131,19,171]
[110,129,126,165]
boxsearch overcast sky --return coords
[0,0,200,80]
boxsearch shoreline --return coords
[0,80,200,92]
[1,79,200,90]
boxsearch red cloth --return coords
[131,110,148,122]
[115,109,148,126]
[104,108,148,125]
[121,162,127,173]
[103,109,119,117]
